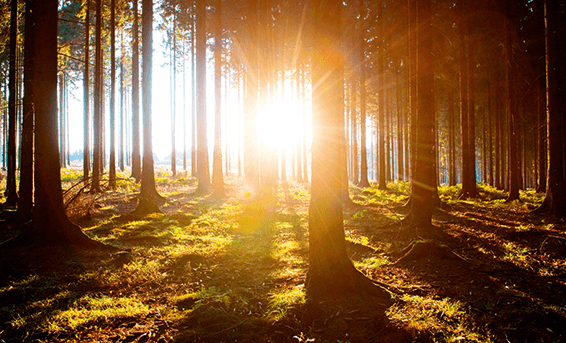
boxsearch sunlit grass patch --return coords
[174,286,246,313]
[501,242,531,268]
[267,286,305,321]
[387,294,486,341]
[354,256,389,270]
[438,184,461,203]
[46,295,149,332]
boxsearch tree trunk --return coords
[195,0,210,192]
[119,27,125,172]
[24,0,104,248]
[18,0,35,221]
[536,84,546,192]
[377,2,386,190]
[132,0,161,215]
[171,16,177,177]
[109,0,117,189]
[534,0,566,217]
[448,87,456,186]
[91,0,103,193]
[83,0,91,180]
[505,16,520,202]
[131,0,141,181]
[212,0,224,195]
[306,0,391,302]
[358,3,370,187]
[5,0,19,206]
[406,0,437,227]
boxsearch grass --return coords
[0,178,564,342]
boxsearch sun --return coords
[256,102,301,149]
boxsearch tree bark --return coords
[306,0,391,302]
[91,0,103,193]
[131,0,141,181]
[377,2,386,190]
[132,0,161,215]
[405,0,437,227]
[109,0,117,189]
[18,0,35,221]
[534,0,566,217]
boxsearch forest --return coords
[0,0,565,342]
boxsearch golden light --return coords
[256,102,301,150]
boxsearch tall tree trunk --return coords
[396,59,404,181]
[24,0,104,248]
[83,0,91,180]
[488,81,493,186]
[91,0,103,193]
[18,0,35,221]
[505,16,520,202]
[534,0,566,217]
[306,0,391,302]
[212,0,224,195]
[406,0,437,227]
[119,27,125,172]
[358,1,370,188]
[5,0,19,206]
[133,0,161,215]
[195,0,210,192]
[109,0,117,189]
[377,2,386,190]
[448,86,456,186]
[131,0,141,181]
[171,14,177,177]
[191,3,197,177]
[536,84,546,192]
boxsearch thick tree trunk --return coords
[212,0,224,195]
[25,0,104,248]
[132,0,161,215]
[18,0,35,221]
[448,87,456,185]
[534,0,566,217]
[406,0,437,227]
[244,0,259,188]
[307,0,391,302]
[359,23,370,187]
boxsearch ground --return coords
[0,170,564,342]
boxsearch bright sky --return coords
[67,17,310,166]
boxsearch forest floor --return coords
[0,170,565,343]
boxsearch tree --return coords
[404,0,437,227]
[358,0,370,188]
[195,0,210,192]
[131,0,141,181]
[534,0,566,217]
[91,0,103,193]
[5,0,18,207]
[212,0,224,195]
[18,0,35,221]
[504,13,520,202]
[109,0,117,189]
[377,1,386,191]
[20,0,105,248]
[306,0,391,302]
[131,0,161,215]
[458,1,477,199]
[83,0,91,181]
